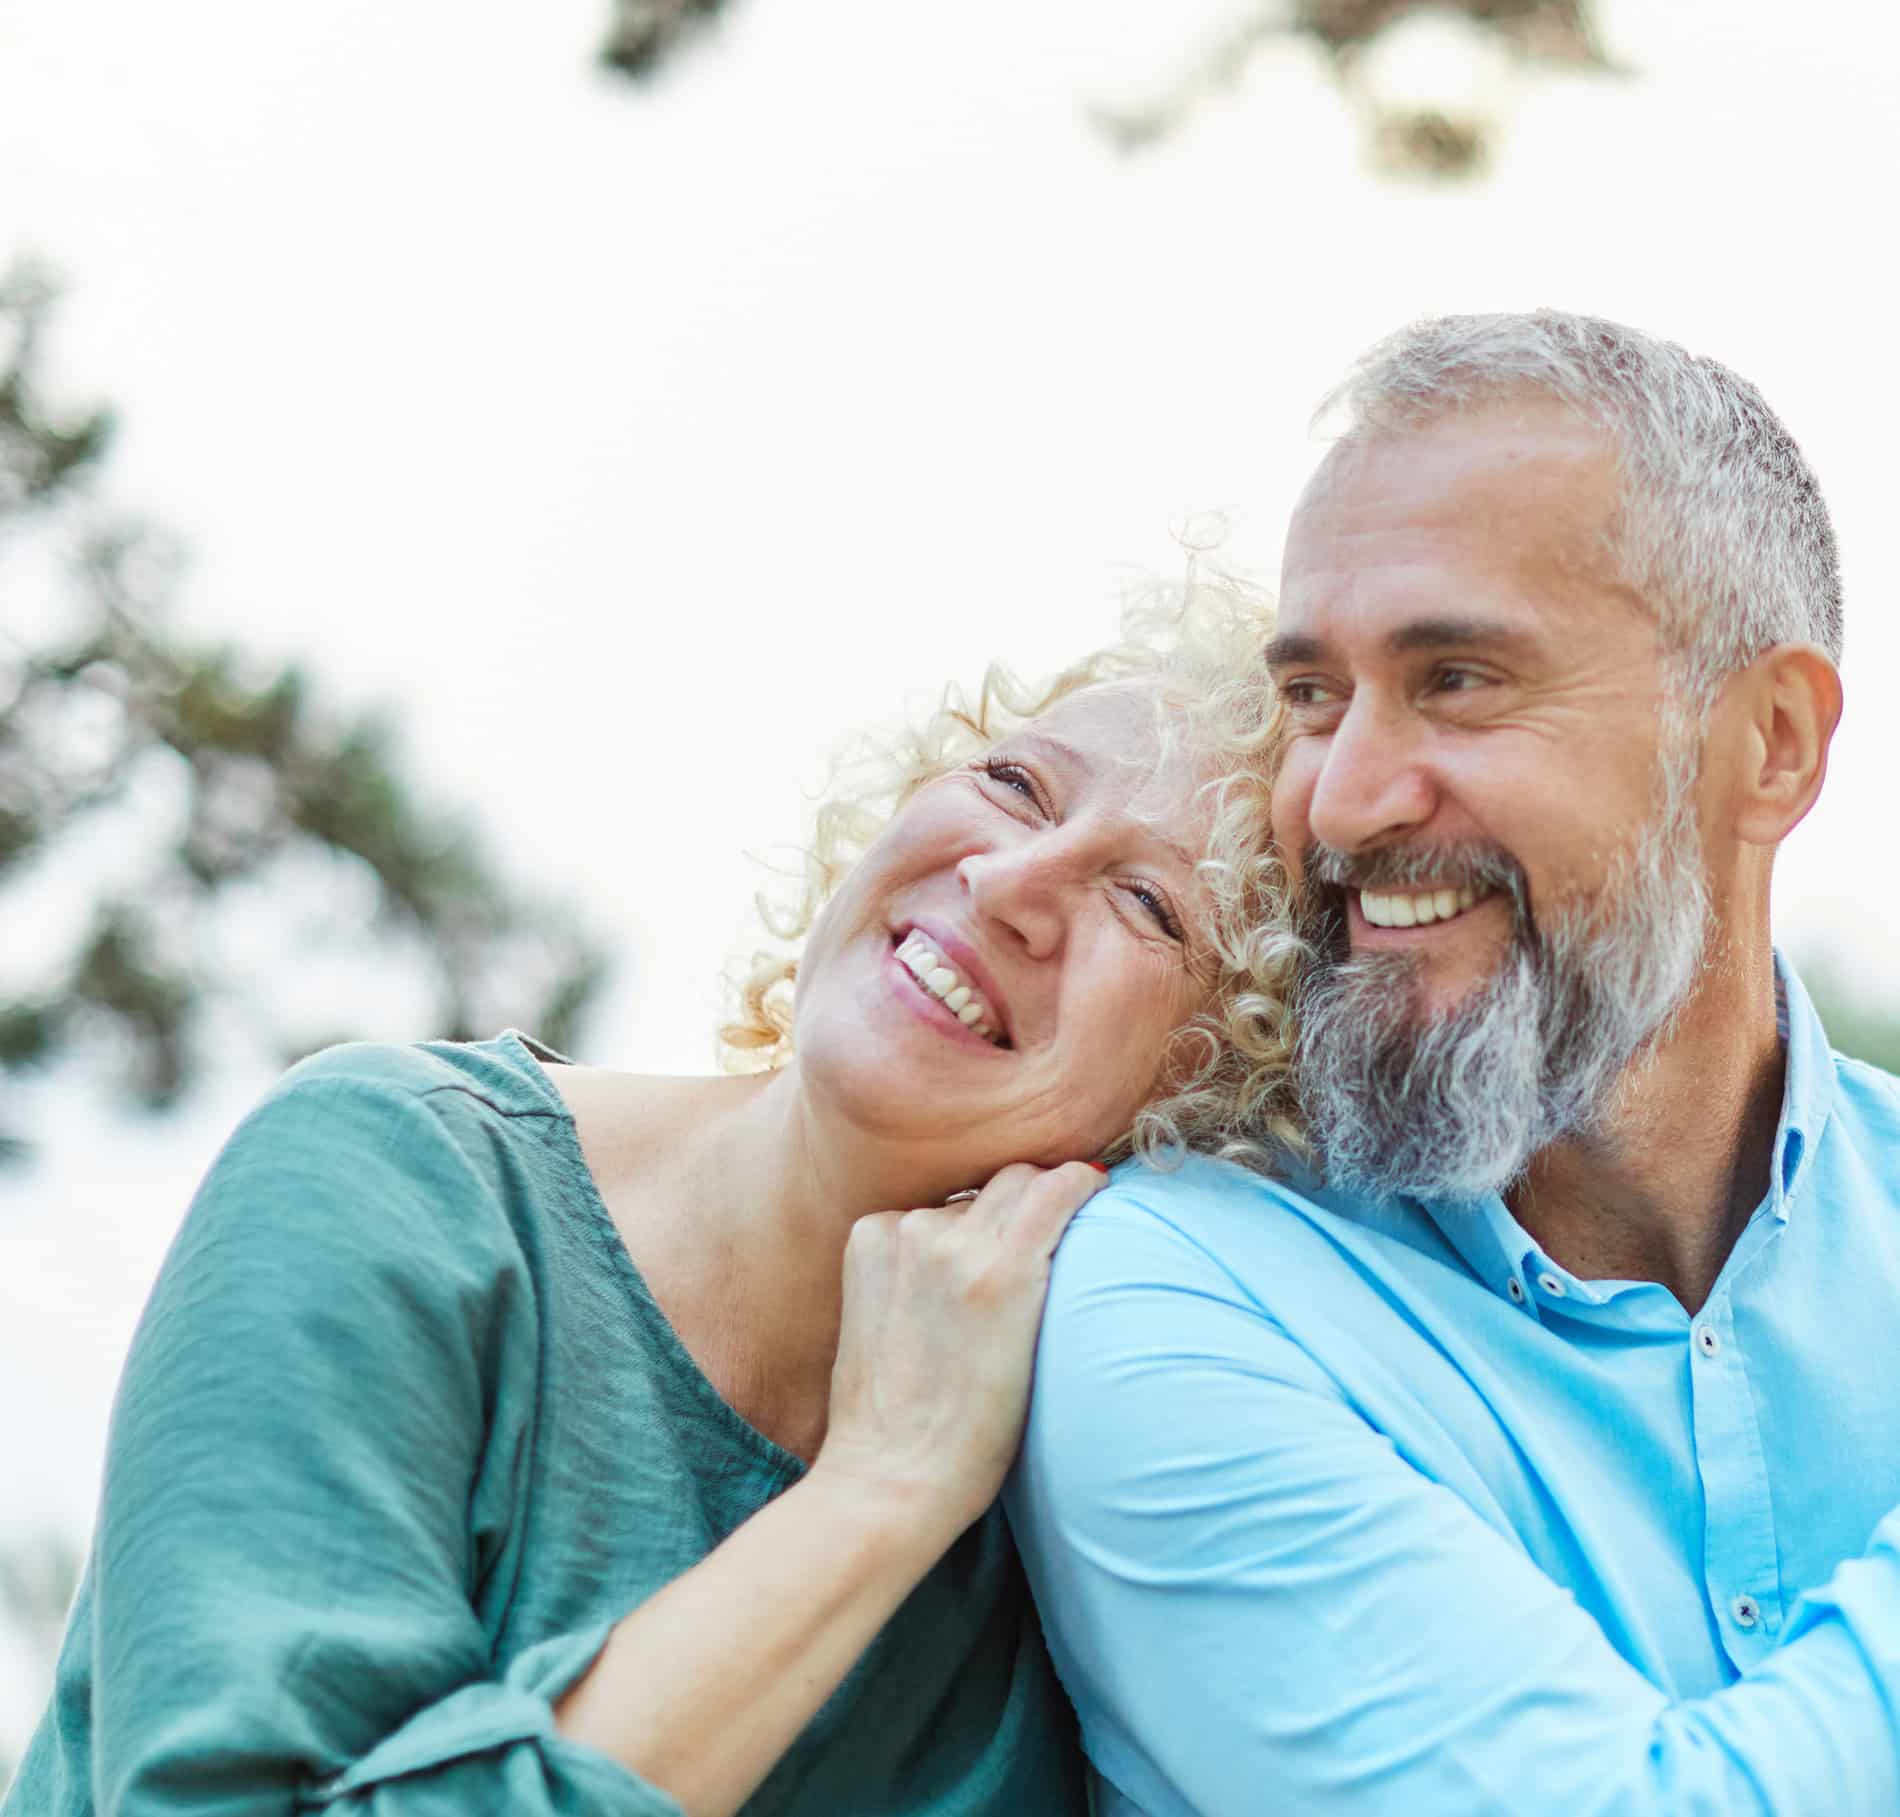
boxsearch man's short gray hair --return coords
[1318,309,1843,703]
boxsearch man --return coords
[1009,310,1900,1813]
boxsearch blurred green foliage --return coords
[597,0,737,79]
[1294,0,1607,58]
[598,0,1611,177]
[0,265,609,1160]
[596,0,1610,92]
[1070,0,1613,174]
[0,1526,81,1790]
[1803,965,1900,1078]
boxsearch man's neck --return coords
[1506,943,1787,1315]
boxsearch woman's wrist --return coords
[556,1451,970,1816]
[801,1449,982,1569]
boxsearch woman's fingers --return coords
[818,1159,1115,1539]
[964,1158,1109,1253]
[1028,1159,1111,1245]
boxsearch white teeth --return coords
[894,934,1003,1045]
[1361,887,1492,930]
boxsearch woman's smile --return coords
[891,927,1011,1048]
[887,939,1011,1051]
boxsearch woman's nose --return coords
[956,842,1067,959]
[1303,694,1438,855]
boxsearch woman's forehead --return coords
[1020,680,1161,750]
[1014,683,1215,820]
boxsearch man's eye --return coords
[1279,678,1338,710]
[1430,667,1485,694]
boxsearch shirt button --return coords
[1537,1271,1566,1298]
[1732,1594,1760,1629]
[1507,1278,1526,1303]
[1695,1324,1721,1357]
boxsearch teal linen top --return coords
[7,1035,1085,1816]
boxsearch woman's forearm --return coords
[557,1167,1104,1814]
[553,1464,958,1817]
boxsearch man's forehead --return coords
[1279,402,1628,630]
[1305,395,1613,507]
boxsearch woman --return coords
[7,587,1300,1817]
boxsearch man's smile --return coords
[1356,885,1491,929]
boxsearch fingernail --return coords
[1088,1161,1111,1173]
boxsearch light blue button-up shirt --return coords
[1011,960,1900,1813]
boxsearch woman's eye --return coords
[1127,883,1183,941]
[978,758,1042,806]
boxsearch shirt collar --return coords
[1769,949,1833,1218]
[1416,948,1834,1305]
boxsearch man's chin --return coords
[1344,935,1509,1005]
[1334,947,1502,1032]
[1409,973,1500,1027]
[1295,937,1551,1203]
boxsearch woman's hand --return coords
[562,1161,1106,1815]
[814,1159,1109,1544]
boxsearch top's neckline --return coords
[491,1029,810,1488]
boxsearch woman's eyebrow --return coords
[1012,729,1199,867]
[1153,830,1199,870]
[1011,730,1088,772]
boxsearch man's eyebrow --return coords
[1262,631,1327,669]
[1263,619,1536,666]
[1385,616,1536,656]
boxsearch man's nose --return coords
[956,840,1067,960]
[1303,693,1438,855]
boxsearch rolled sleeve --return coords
[298,1627,677,1814]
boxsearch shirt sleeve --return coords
[1008,1184,1900,1817]
[70,1058,683,1817]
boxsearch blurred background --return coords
[3,0,1898,1773]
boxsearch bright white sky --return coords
[2,0,1897,1744]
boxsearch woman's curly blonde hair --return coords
[719,569,1306,1174]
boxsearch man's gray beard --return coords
[1292,752,1712,1203]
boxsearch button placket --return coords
[1684,1275,1785,1667]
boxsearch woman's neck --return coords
[549,1062,940,1461]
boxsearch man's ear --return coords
[1731,644,1842,847]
